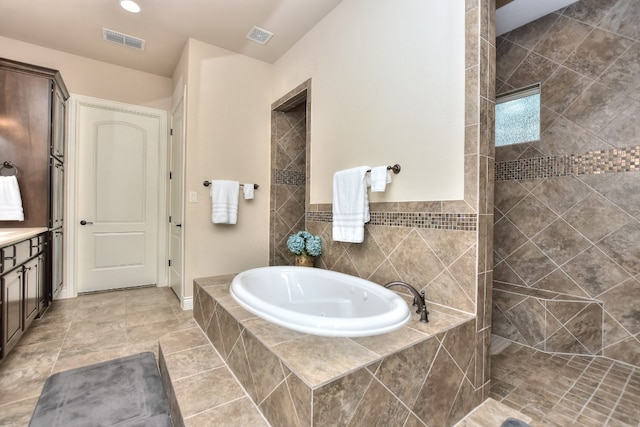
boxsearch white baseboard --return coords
[181,296,193,311]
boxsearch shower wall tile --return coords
[495,0,640,367]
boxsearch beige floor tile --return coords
[0,397,39,426]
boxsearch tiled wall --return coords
[494,0,640,367]
[269,0,495,403]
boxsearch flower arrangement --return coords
[287,230,322,257]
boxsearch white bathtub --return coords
[230,266,411,337]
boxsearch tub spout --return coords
[384,281,429,323]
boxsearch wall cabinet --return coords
[0,233,46,360]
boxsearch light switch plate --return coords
[189,191,197,203]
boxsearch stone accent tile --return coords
[287,373,312,426]
[507,51,558,89]
[563,83,634,134]
[216,305,243,359]
[183,397,268,427]
[598,0,640,40]
[540,116,607,157]
[426,270,475,314]
[442,319,476,374]
[599,102,640,148]
[172,367,245,418]
[494,180,528,214]
[496,40,529,83]
[493,217,528,260]
[374,337,440,407]
[546,327,589,354]
[504,297,547,346]
[599,42,640,101]
[242,317,305,347]
[541,66,593,115]
[389,230,447,288]
[346,229,386,279]
[414,345,465,426]
[532,219,591,266]
[561,0,620,26]
[533,15,592,64]
[563,246,631,298]
[312,367,372,426]
[243,329,286,404]
[506,194,558,239]
[348,378,410,427]
[162,344,224,380]
[583,172,640,220]
[259,379,303,427]
[598,277,640,334]
[564,303,603,354]
[563,28,634,80]
[530,175,592,216]
[225,332,258,401]
[598,221,640,275]
[507,13,558,50]
[271,336,378,387]
[562,192,631,243]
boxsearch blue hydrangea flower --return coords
[287,230,322,257]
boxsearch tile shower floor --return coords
[491,340,640,427]
[1,286,636,427]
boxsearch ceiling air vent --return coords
[246,26,273,45]
[102,28,145,50]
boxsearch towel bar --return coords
[0,161,19,177]
[367,164,401,174]
[203,181,259,189]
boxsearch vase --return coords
[295,255,315,267]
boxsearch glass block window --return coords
[495,83,541,147]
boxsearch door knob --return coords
[80,220,94,225]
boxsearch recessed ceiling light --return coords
[120,0,141,13]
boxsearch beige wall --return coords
[271,0,466,203]
[176,39,272,298]
[0,36,172,110]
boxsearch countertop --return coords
[0,228,48,247]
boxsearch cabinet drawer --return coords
[1,245,15,273]
[15,240,31,265]
[30,234,46,256]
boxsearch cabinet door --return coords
[52,229,64,297]
[52,84,66,161]
[51,160,64,229]
[37,251,48,313]
[23,258,39,328]
[2,268,23,357]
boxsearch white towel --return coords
[210,180,239,224]
[0,176,24,221]
[332,166,370,243]
[243,184,255,200]
[369,166,392,192]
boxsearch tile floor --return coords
[491,341,640,427]
[2,287,638,427]
[0,286,194,426]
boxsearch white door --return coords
[169,95,185,301]
[77,103,162,292]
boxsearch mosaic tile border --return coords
[496,145,640,181]
[275,169,305,186]
[307,211,477,231]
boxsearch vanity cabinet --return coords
[0,233,46,361]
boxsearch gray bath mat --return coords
[30,352,172,427]
[501,418,531,427]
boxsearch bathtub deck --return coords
[189,274,481,426]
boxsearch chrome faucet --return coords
[384,281,429,323]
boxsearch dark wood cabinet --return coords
[0,233,46,360]
[0,57,68,299]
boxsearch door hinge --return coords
[169,215,172,223]
[169,171,172,179]
[170,128,173,136]
[168,259,172,267]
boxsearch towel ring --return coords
[0,162,18,177]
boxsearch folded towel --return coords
[243,184,255,200]
[332,166,370,243]
[369,166,392,192]
[0,176,24,221]
[210,180,239,224]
